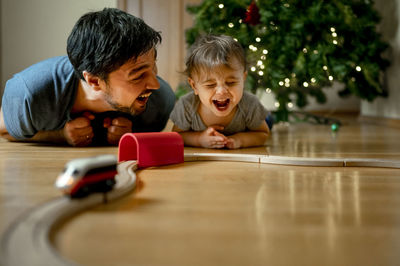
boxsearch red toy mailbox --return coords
[118,132,184,168]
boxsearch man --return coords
[0,8,175,146]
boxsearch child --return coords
[170,34,270,149]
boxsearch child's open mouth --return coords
[213,99,230,111]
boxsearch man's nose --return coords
[146,71,160,90]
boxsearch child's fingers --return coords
[209,136,227,148]
[210,125,224,131]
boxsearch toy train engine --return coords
[55,155,118,198]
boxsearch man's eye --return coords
[226,82,237,86]
[131,74,144,82]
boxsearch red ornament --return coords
[244,1,261,25]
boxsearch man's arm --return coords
[0,108,16,141]
[1,108,94,146]
[1,107,66,143]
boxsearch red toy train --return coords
[55,155,118,198]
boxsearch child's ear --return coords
[82,71,102,91]
[188,77,199,95]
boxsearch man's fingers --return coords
[111,117,132,128]
[70,117,92,128]
[103,117,111,128]
[82,112,95,120]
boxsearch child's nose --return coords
[215,85,228,94]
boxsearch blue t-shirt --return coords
[2,56,175,141]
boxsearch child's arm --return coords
[172,124,228,149]
[225,120,270,149]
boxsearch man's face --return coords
[102,48,160,116]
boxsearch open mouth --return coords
[212,99,230,111]
[136,92,152,104]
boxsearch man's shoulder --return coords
[11,56,76,91]
[18,56,73,76]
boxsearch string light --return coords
[330,27,336,32]
[260,55,266,60]
[218,4,224,8]
[332,32,337,37]
[356,66,362,71]
[249,45,257,52]
[251,66,256,72]
[311,78,316,83]
[303,48,308,53]
[258,71,264,76]
[263,49,268,54]
[323,66,328,70]
[260,65,265,69]
[257,60,263,66]
[274,102,280,108]
[285,83,290,87]
[239,19,242,24]
[279,81,284,86]
[328,76,333,81]
[266,88,271,93]
[333,40,338,45]
[284,78,290,83]
[313,50,318,54]
[233,38,238,42]
[303,82,309,87]
[255,37,261,42]
[288,102,294,108]
[228,23,234,28]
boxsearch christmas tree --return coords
[185,0,390,121]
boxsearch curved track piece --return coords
[0,161,137,266]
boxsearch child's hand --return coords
[225,137,241,149]
[198,126,228,148]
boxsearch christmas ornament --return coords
[243,1,261,25]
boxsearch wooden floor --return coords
[1,116,400,265]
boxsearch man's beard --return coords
[105,85,137,116]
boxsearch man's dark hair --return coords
[67,8,161,80]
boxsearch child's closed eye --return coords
[205,83,216,88]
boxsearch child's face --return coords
[188,58,246,118]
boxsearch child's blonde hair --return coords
[185,34,246,78]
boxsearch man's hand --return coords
[198,126,228,149]
[103,116,133,145]
[63,112,94,146]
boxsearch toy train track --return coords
[0,160,137,266]
[2,139,400,265]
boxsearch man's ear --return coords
[82,71,102,91]
[188,77,198,95]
